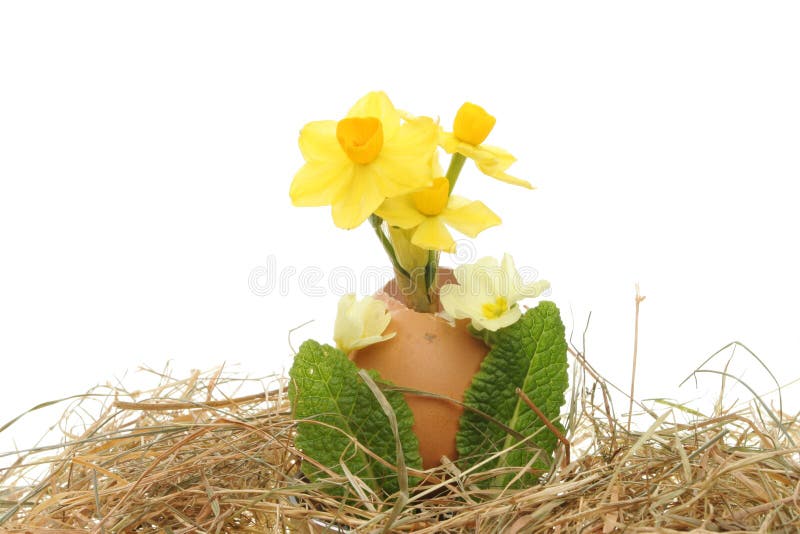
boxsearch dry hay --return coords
[1,348,798,534]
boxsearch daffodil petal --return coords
[438,129,533,189]
[290,160,350,206]
[470,145,532,189]
[298,120,346,162]
[347,91,400,139]
[330,166,384,229]
[291,120,352,206]
[470,144,515,170]
[411,217,456,252]
[371,117,438,197]
[444,195,470,211]
[438,129,460,154]
[439,130,491,160]
[432,153,444,176]
[375,196,427,229]
[441,196,502,238]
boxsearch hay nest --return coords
[1,349,799,533]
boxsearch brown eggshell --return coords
[350,271,489,469]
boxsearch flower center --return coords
[453,102,496,146]
[336,117,384,164]
[481,296,508,320]
[412,177,450,216]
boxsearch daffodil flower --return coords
[290,91,438,229]
[375,177,501,253]
[333,294,395,354]
[439,254,549,331]
[439,102,532,189]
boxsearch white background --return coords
[2,2,799,457]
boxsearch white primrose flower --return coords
[439,253,550,331]
[333,294,396,354]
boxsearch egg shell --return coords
[350,272,489,469]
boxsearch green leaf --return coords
[456,301,568,487]
[288,340,421,495]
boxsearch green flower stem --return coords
[424,249,437,293]
[369,214,409,279]
[445,152,467,193]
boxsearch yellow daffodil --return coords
[375,177,501,253]
[439,102,532,189]
[289,92,438,230]
[440,253,550,331]
[333,294,395,354]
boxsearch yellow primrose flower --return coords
[439,253,550,331]
[374,177,501,253]
[333,294,395,354]
[439,102,532,189]
[290,91,438,230]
